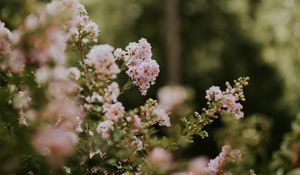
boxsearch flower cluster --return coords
[115,38,159,95]
[33,126,78,167]
[31,65,83,165]
[148,148,173,170]
[205,77,249,119]
[0,21,11,57]
[85,44,120,80]
[140,98,171,127]
[47,0,99,43]
[173,145,241,175]
[0,1,86,165]
[157,85,189,111]
[6,12,68,73]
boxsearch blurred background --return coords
[1,0,300,173]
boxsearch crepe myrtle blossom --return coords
[148,147,173,170]
[104,82,120,103]
[175,145,241,175]
[9,24,67,71]
[85,44,120,80]
[131,136,144,150]
[187,157,211,175]
[32,126,78,167]
[66,1,99,43]
[47,0,99,44]
[68,67,81,80]
[103,102,125,121]
[153,106,171,127]
[205,85,245,119]
[132,114,142,128]
[86,91,103,103]
[205,86,222,101]
[31,26,67,66]
[96,120,114,139]
[207,145,241,173]
[41,99,83,130]
[0,20,11,56]
[113,48,124,59]
[157,85,188,111]
[115,38,159,95]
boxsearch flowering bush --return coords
[0,0,252,174]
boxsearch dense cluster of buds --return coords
[205,77,249,119]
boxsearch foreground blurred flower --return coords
[33,127,78,167]
[187,156,210,175]
[157,85,188,111]
[0,20,11,57]
[148,148,173,170]
[153,106,171,127]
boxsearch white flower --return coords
[158,85,188,111]
[153,107,171,127]
[104,82,120,103]
[205,86,223,101]
[103,102,125,121]
[68,67,81,80]
[85,44,120,79]
[96,120,114,139]
[148,148,173,170]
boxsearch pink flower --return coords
[222,94,244,119]
[32,126,78,167]
[0,20,11,56]
[96,120,114,139]
[113,48,124,59]
[153,107,171,127]
[148,147,173,170]
[228,103,244,119]
[104,82,120,103]
[47,0,99,43]
[131,136,143,150]
[207,145,231,173]
[133,115,142,128]
[68,67,81,80]
[158,85,188,111]
[42,99,83,130]
[188,156,210,175]
[103,102,125,121]
[205,86,222,101]
[121,38,159,95]
[85,44,120,79]
[205,85,245,119]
